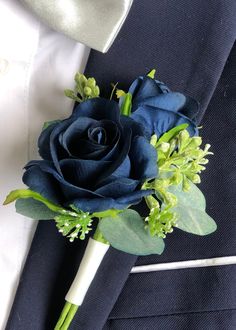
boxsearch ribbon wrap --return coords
[65,238,109,306]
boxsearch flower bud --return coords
[185,136,202,150]
[64,89,75,99]
[150,134,158,147]
[93,86,100,97]
[158,142,170,153]
[182,176,190,191]
[87,77,96,88]
[178,129,190,151]
[77,73,87,87]
[84,86,92,96]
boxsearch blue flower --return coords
[129,76,199,138]
[23,98,157,213]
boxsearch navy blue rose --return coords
[23,98,157,213]
[129,76,199,138]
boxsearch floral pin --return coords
[4,70,216,329]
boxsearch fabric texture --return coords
[6,0,236,329]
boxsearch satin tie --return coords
[20,0,133,52]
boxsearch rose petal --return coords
[68,188,153,213]
[50,119,73,175]
[38,122,58,160]
[136,93,187,112]
[59,158,112,188]
[131,105,197,138]
[73,98,120,123]
[178,96,200,123]
[120,115,146,138]
[95,177,139,198]
[59,117,98,156]
[95,129,132,185]
[112,156,131,178]
[23,164,62,204]
[24,160,104,201]
[129,77,170,107]
[129,136,157,180]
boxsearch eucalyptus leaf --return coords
[174,206,217,236]
[16,198,58,220]
[4,189,64,213]
[168,182,216,235]
[99,209,165,255]
[168,181,206,210]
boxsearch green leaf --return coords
[174,206,217,236]
[99,209,165,255]
[168,181,206,210]
[92,209,121,218]
[43,120,61,131]
[4,189,64,213]
[147,69,156,79]
[168,182,216,235]
[15,198,58,220]
[120,93,132,116]
[157,123,189,144]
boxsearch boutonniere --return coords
[4,69,216,329]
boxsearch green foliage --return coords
[168,181,206,210]
[42,120,61,131]
[119,92,132,116]
[4,189,122,243]
[155,123,189,145]
[55,211,93,242]
[169,182,217,235]
[93,209,120,218]
[116,88,126,98]
[15,198,58,220]
[99,209,165,255]
[147,69,156,79]
[152,128,213,189]
[65,73,100,103]
[143,125,214,238]
[174,206,217,236]
[4,189,65,213]
[144,199,178,238]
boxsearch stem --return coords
[61,304,78,330]
[54,302,78,330]
[54,302,72,329]
[55,227,109,329]
[93,225,109,244]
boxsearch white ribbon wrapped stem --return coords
[65,238,109,306]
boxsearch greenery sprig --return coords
[55,211,93,242]
[65,73,100,103]
[3,189,118,242]
[143,125,213,238]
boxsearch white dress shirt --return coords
[0,1,89,328]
